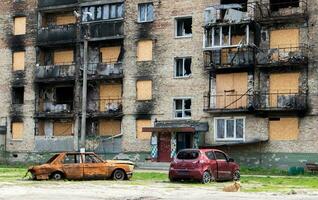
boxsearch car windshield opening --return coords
[177,150,199,160]
[46,154,59,163]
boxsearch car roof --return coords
[178,148,224,153]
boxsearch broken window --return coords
[137,40,153,61]
[12,51,25,71]
[11,121,24,140]
[270,0,299,12]
[64,154,81,164]
[99,84,122,112]
[136,119,152,140]
[136,80,152,100]
[269,117,299,140]
[138,3,154,22]
[176,17,192,37]
[175,58,192,77]
[82,3,124,22]
[56,87,74,105]
[84,154,102,163]
[174,99,191,119]
[53,121,73,136]
[221,0,247,12]
[215,117,244,141]
[12,87,24,104]
[14,16,26,35]
[55,13,76,26]
[100,46,121,63]
[53,50,74,65]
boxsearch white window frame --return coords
[174,57,192,78]
[214,117,245,141]
[173,98,192,119]
[138,3,154,23]
[175,17,193,38]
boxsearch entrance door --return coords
[176,132,193,153]
[158,132,171,162]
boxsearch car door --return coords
[205,151,218,178]
[83,153,109,180]
[214,151,232,180]
[62,153,84,180]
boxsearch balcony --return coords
[38,0,78,8]
[254,92,307,112]
[35,101,74,118]
[37,25,77,46]
[254,0,308,23]
[35,64,75,82]
[87,98,123,118]
[256,45,308,68]
[204,46,255,71]
[86,62,123,80]
[82,20,124,41]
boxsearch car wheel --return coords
[169,176,178,182]
[201,171,211,184]
[51,172,64,180]
[233,170,240,181]
[113,169,126,181]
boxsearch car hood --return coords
[106,160,134,165]
[28,164,51,171]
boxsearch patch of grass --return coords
[132,172,168,181]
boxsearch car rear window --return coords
[177,150,200,160]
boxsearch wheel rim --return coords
[53,173,62,180]
[114,170,124,180]
[233,171,240,180]
[203,172,211,184]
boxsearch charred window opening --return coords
[176,18,192,37]
[175,58,192,77]
[12,87,24,105]
[221,0,247,12]
[270,0,299,12]
[41,11,76,27]
[82,3,124,22]
[56,87,74,105]
[174,98,191,119]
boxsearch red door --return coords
[158,132,171,162]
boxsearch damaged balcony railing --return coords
[203,92,252,112]
[256,45,308,66]
[86,60,123,77]
[254,0,308,21]
[82,20,124,40]
[87,98,122,115]
[254,92,307,111]
[204,46,255,70]
[38,0,78,8]
[35,63,75,79]
[37,24,77,45]
[36,100,73,114]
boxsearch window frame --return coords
[214,117,245,141]
[173,98,192,119]
[81,3,124,23]
[175,17,193,38]
[138,2,154,23]
[174,57,192,78]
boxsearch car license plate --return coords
[178,171,188,175]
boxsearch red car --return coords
[169,149,240,184]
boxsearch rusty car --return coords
[27,152,134,181]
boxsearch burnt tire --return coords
[201,171,212,184]
[50,172,64,180]
[112,169,126,181]
[233,170,240,181]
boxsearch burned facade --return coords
[0,0,317,168]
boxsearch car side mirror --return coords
[228,158,234,162]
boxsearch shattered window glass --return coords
[175,58,192,77]
[174,99,191,118]
[213,27,221,46]
[205,29,213,47]
[103,5,110,19]
[184,58,192,76]
[176,59,184,77]
[176,18,192,37]
[216,119,225,139]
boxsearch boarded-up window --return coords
[269,72,299,107]
[99,84,122,111]
[13,51,25,71]
[137,80,152,100]
[216,72,248,109]
[12,122,23,140]
[136,119,152,140]
[53,122,73,136]
[53,50,74,65]
[100,46,121,63]
[99,120,121,136]
[14,17,26,35]
[269,117,299,140]
[137,40,153,61]
[56,14,76,25]
[270,29,299,48]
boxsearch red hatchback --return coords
[169,149,240,184]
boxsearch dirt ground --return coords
[0,180,318,200]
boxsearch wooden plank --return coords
[13,51,25,71]
[99,120,121,136]
[14,17,26,35]
[136,120,152,140]
[53,122,73,136]
[56,14,76,25]
[269,117,299,141]
[100,46,121,63]
[137,40,153,61]
[136,80,152,100]
[270,29,299,48]
[12,122,24,140]
[53,50,74,65]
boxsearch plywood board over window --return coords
[136,80,152,100]
[270,29,299,48]
[136,119,152,140]
[53,122,73,136]
[56,14,76,26]
[99,84,122,111]
[13,51,25,71]
[99,120,121,136]
[137,40,153,61]
[269,117,299,140]
[100,46,121,63]
[14,17,26,35]
[53,50,74,65]
[216,72,248,109]
[12,122,24,140]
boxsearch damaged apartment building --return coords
[0,0,317,168]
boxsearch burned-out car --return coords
[27,152,134,180]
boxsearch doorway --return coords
[157,132,171,162]
[176,132,193,153]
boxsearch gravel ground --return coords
[0,180,318,200]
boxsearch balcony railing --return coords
[204,46,255,70]
[87,61,123,78]
[37,24,77,45]
[254,0,308,21]
[38,0,78,8]
[256,45,308,67]
[35,100,74,115]
[87,98,122,116]
[82,20,124,40]
[35,64,75,80]
[254,92,307,111]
